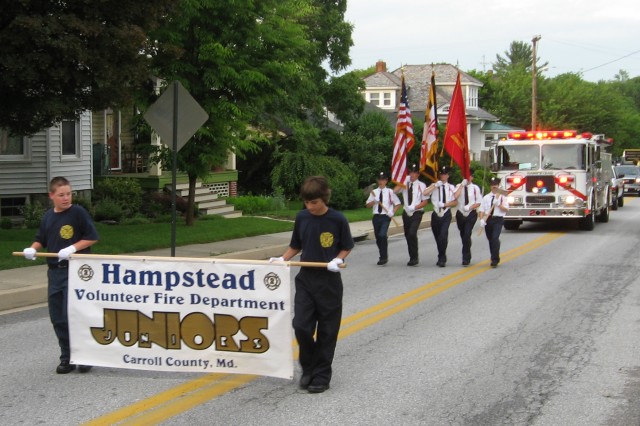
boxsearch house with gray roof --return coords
[362,61,522,162]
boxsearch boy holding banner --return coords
[22,176,99,374]
[271,176,354,393]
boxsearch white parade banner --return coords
[67,257,293,379]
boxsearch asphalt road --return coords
[2,200,640,425]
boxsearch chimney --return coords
[375,60,387,73]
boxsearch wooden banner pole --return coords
[11,252,345,269]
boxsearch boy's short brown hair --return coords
[300,176,331,204]
[49,176,71,193]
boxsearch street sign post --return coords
[144,81,209,256]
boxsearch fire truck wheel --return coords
[579,201,595,231]
[503,221,521,231]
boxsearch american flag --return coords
[391,73,415,186]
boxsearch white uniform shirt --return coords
[479,192,509,218]
[455,183,483,216]
[430,182,456,215]
[367,187,401,216]
[402,177,428,211]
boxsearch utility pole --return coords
[531,35,541,131]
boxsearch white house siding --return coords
[49,111,94,191]
[0,111,93,198]
[0,131,49,195]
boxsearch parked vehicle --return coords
[610,165,624,210]
[614,164,640,196]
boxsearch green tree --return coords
[0,0,174,135]
[493,40,548,76]
[148,0,353,225]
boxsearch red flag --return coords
[391,74,415,186]
[420,71,439,182]
[443,71,471,179]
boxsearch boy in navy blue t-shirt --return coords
[271,176,354,393]
[23,177,99,374]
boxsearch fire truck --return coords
[490,130,613,231]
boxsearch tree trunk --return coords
[186,174,197,226]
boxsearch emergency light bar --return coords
[508,130,578,140]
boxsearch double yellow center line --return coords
[85,232,564,425]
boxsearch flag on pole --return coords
[420,71,439,182]
[442,71,471,179]
[391,73,415,186]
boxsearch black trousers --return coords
[293,268,343,386]
[456,210,477,264]
[431,210,452,263]
[48,268,70,362]
[372,214,391,260]
[484,216,504,263]
[402,210,424,262]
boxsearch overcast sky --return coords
[342,0,640,82]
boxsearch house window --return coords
[0,197,27,218]
[383,92,391,106]
[61,119,79,156]
[0,128,28,160]
[484,134,496,148]
[369,92,380,106]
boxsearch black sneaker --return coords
[307,383,330,393]
[490,261,498,268]
[78,365,93,373]
[299,375,311,390]
[56,361,76,374]
[377,259,388,266]
[407,260,418,266]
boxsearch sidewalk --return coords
[0,217,431,313]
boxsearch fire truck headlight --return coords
[507,195,521,205]
[560,195,576,205]
[635,178,640,184]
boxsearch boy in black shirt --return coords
[23,177,99,374]
[271,176,354,393]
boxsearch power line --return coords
[580,49,640,74]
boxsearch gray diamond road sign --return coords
[143,80,209,151]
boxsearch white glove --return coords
[437,202,445,208]
[461,179,468,186]
[435,181,443,188]
[269,256,284,263]
[23,247,37,260]
[404,205,415,216]
[463,204,470,212]
[480,219,487,227]
[57,245,76,260]
[387,210,395,218]
[327,257,343,272]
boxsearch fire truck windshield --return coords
[541,144,586,170]
[496,145,539,171]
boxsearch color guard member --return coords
[366,171,401,265]
[478,177,509,268]
[455,171,482,266]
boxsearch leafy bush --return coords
[0,218,12,229]
[73,196,94,216]
[20,201,46,228]
[271,153,360,210]
[94,178,143,217]
[94,198,124,222]
[226,196,271,215]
